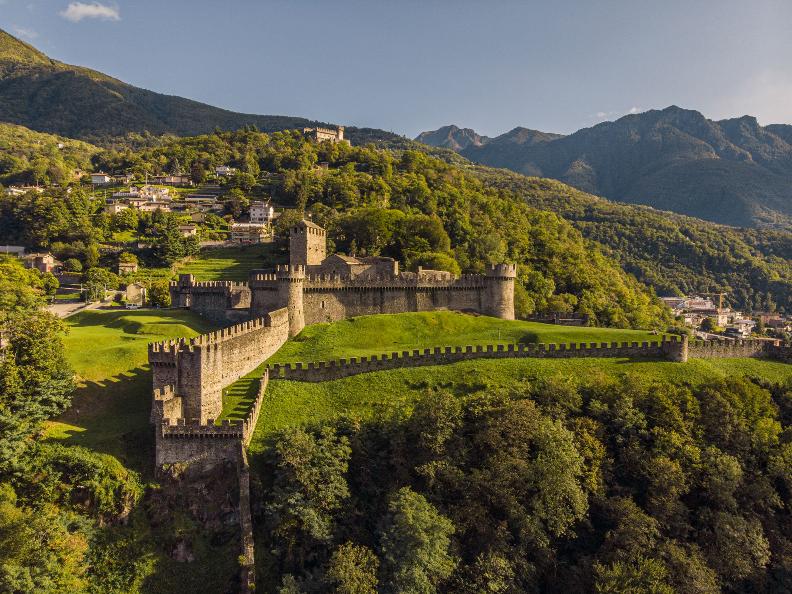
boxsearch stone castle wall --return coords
[268,337,785,382]
[154,370,269,466]
[169,276,251,323]
[246,264,517,328]
[149,309,288,424]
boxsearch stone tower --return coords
[289,220,326,267]
[484,264,517,320]
[277,265,306,337]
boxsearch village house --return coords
[150,174,192,186]
[178,224,198,237]
[113,173,135,184]
[23,253,57,273]
[91,172,113,185]
[125,282,147,305]
[249,201,274,224]
[118,261,139,275]
[230,222,269,243]
[105,202,129,215]
[215,166,237,177]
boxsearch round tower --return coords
[484,264,517,320]
[277,265,306,337]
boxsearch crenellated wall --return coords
[169,275,251,322]
[245,265,517,327]
[149,309,288,424]
[267,336,787,382]
[153,370,269,466]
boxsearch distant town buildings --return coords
[215,166,237,177]
[91,172,113,185]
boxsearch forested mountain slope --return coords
[0,29,401,146]
[476,168,792,312]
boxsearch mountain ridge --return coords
[0,29,402,145]
[417,106,792,230]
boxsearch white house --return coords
[249,201,274,224]
[91,172,113,185]
[215,166,237,177]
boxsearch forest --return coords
[258,374,792,593]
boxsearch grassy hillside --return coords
[249,356,792,452]
[45,309,221,471]
[174,243,283,281]
[269,311,660,363]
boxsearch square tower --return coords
[289,219,327,267]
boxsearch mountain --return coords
[417,107,792,230]
[0,29,401,145]
[415,125,490,151]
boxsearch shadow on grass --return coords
[51,365,154,475]
[220,375,261,422]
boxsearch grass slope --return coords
[219,312,661,423]
[269,311,661,364]
[174,243,283,281]
[45,309,221,471]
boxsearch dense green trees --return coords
[118,129,671,327]
[259,375,792,592]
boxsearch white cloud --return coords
[592,107,646,121]
[12,25,38,40]
[60,2,120,22]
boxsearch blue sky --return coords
[2,0,792,137]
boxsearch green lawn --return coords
[45,309,221,472]
[249,356,792,456]
[219,312,661,423]
[174,243,284,281]
[269,311,662,364]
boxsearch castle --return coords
[302,126,348,144]
[169,219,517,335]
[150,220,516,463]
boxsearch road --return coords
[47,291,122,319]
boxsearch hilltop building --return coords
[303,126,348,144]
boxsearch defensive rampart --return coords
[153,370,269,466]
[149,308,288,423]
[169,275,251,322]
[268,337,786,382]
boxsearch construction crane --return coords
[701,292,727,310]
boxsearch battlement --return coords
[276,264,307,277]
[149,315,286,356]
[301,272,490,290]
[486,263,518,278]
[267,336,788,382]
[156,370,268,449]
[269,338,673,381]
